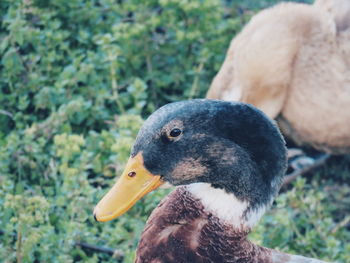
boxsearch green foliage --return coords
[250,177,350,262]
[0,0,348,262]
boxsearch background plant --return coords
[1,0,348,262]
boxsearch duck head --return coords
[94,100,287,227]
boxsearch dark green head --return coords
[131,99,287,209]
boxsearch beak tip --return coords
[93,206,100,222]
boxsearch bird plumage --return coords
[95,100,330,263]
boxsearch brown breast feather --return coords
[135,187,275,263]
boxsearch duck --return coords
[207,0,350,154]
[94,99,329,263]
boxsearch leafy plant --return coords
[0,0,348,262]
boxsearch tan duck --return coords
[207,0,350,154]
[94,100,329,262]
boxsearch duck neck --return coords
[137,185,274,262]
[186,182,269,231]
[184,184,276,261]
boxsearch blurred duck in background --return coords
[207,0,350,155]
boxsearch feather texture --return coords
[136,187,328,263]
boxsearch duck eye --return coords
[169,128,182,138]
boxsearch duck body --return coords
[207,0,350,154]
[94,100,330,263]
[136,186,271,263]
[137,186,327,263]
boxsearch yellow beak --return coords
[93,152,164,222]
